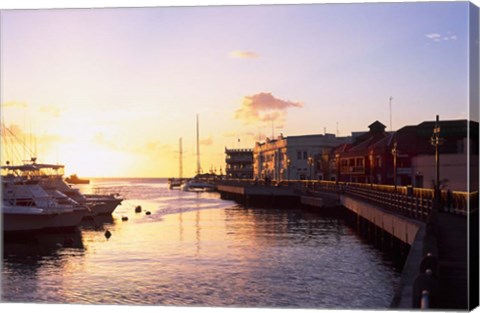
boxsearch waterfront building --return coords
[225,148,254,179]
[253,133,351,181]
[397,119,478,191]
[331,119,478,191]
[328,121,392,184]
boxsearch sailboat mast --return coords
[179,137,183,179]
[196,114,201,175]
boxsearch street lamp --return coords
[286,158,291,181]
[335,153,340,183]
[369,150,374,184]
[391,140,398,191]
[307,156,314,181]
[430,115,443,210]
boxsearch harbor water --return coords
[2,178,401,308]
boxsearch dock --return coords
[215,180,475,310]
[217,183,300,206]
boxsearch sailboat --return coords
[181,114,216,192]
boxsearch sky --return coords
[0,1,476,177]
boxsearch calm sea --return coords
[2,178,401,308]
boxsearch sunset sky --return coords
[0,1,475,177]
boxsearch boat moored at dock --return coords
[2,173,88,232]
[180,179,216,192]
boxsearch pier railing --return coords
[221,179,475,220]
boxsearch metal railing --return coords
[220,178,475,219]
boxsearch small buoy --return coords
[135,205,142,213]
[145,211,151,215]
[121,216,128,221]
[104,230,112,239]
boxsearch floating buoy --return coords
[135,205,142,213]
[121,216,128,221]
[145,211,151,215]
[104,230,112,239]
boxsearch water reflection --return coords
[2,179,401,308]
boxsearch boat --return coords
[2,203,61,232]
[181,114,218,192]
[3,160,123,217]
[180,179,216,192]
[82,194,123,216]
[43,175,123,217]
[65,174,90,184]
[168,177,183,189]
[1,171,88,232]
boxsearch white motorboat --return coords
[181,180,216,192]
[2,203,58,232]
[2,176,88,232]
[83,194,123,216]
[18,162,123,216]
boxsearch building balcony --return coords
[226,158,253,163]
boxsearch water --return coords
[2,178,401,308]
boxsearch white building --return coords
[253,133,351,181]
[411,138,478,191]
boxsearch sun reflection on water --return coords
[2,178,401,308]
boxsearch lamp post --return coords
[286,158,291,181]
[369,150,374,184]
[308,156,314,181]
[430,115,443,210]
[391,140,398,191]
[335,153,340,183]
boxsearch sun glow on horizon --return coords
[1,3,472,177]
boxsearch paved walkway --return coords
[435,212,469,309]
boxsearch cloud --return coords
[39,105,62,117]
[229,50,260,59]
[234,92,303,127]
[425,32,457,42]
[1,123,25,138]
[1,123,63,164]
[1,123,63,145]
[2,101,28,108]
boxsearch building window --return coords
[303,151,308,160]
[356,158,364,167]
[297,151,302,160]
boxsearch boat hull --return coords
[3,211,54,232]
[181,181,216,192]
[85,198,122,216]
[2,206,86,232]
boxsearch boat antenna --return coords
[196,114,201,175]
[179,137,183,179]
[389,96,393,132]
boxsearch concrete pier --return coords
[215,181,473,309]
[217,183,300,207]
[340,195,422,245]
